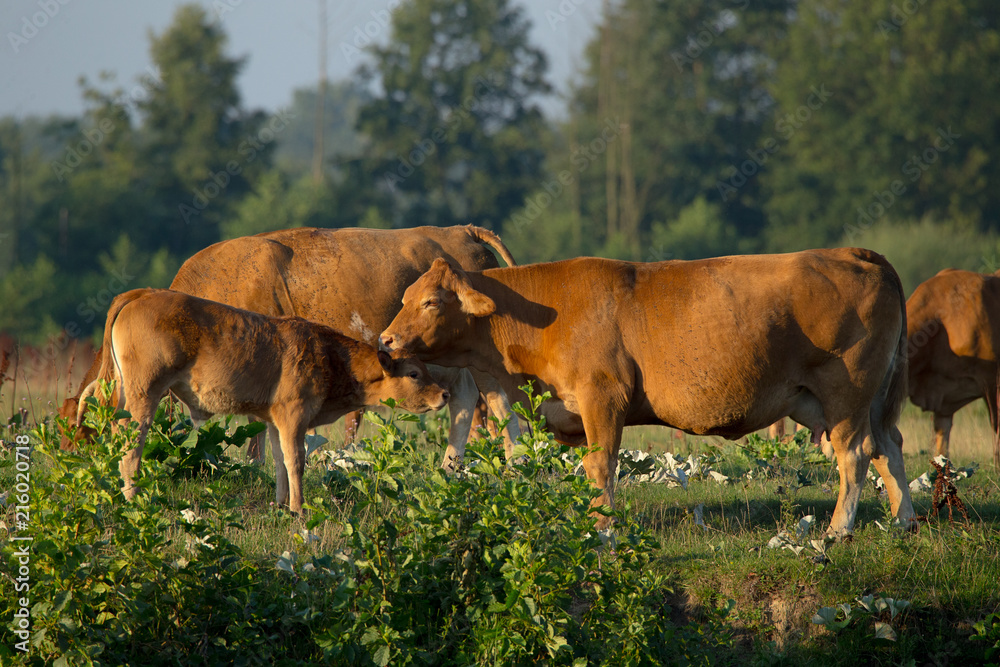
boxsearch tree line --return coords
[2,0,999,345]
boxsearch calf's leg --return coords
[273,415,308,514]
[119,393,160,500]
[267,423,288,506]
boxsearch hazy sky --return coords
[0,0,601,120]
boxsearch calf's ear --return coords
[376,349,393,372]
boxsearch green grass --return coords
[2,393,1000,664]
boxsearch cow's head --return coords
[373,348,450,413]
[379,258,494,361]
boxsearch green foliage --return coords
[139,399,266,479]
[649,197,750,261]
[301,392,733,665]
[272,81,370,176]
[812,594,912,643]
[0,387,737,665]
[0,401,267,666]
[972,612,1000,665]
[763,0,1000,247]
[355,0,552,230]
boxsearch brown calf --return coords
[78,288,448,513]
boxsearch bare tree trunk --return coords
[312,0,328,184]
[599,0,618,242]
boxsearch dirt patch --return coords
[682,573,824,649]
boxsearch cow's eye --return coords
[422,299,439,309]
[408,370,420,379]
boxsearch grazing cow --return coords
[77,288,448,514]
[380,249,918,536]
[63,225,519,467]
[907,268,1000,466]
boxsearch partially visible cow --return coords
[907,268,1000,466]
[380,249,918,536]
[77,288,448,514]
[64,225,519,467]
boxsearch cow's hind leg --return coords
[827,418,874,538]
[932,413,953,459]
[870,422,917,529]
[987,389,1000,469]
[119,393,160,501]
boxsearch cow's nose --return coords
[379,333,394,351]
[440,391,450,403]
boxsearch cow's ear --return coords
[457,287,495,317]
[376,349,393,372]
[440,262,495,317]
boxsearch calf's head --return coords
[372,348,450,413]
[379,259,494,361]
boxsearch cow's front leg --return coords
[442,368,478,471]
[470,370,521,459]
[579,404,626,531]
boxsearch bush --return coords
[1,389,734,665]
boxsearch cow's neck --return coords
[321,336,376,409]
[466,271,549,386]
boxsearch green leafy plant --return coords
[812,594,911,642]
[973,612,1000,666]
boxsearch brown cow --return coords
[77,288,448,514]
[907,268,1000,466]
[63,225,519,466]
[380,249,918,536]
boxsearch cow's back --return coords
[170,226,504,344]
[906,269,1000,413]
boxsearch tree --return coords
[565,0,791,259]
[272,81,370,177]
[138,4,271,255]
[761,0,1000,249]
[355,0,551,230]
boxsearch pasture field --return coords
[1,357,1000,664]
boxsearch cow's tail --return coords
[871,260,909,455]
[466,225,518,267]
[76,289,146,427]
